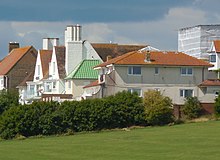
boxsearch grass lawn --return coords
[0,121,220,160]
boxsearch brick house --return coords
[0,44,37,91]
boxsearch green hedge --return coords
[0,91,146,139]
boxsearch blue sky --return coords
[0,0,220,59]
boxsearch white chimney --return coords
[65,24,82,43]
[43,38,59,50]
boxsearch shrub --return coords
[214,95,220,117]
[182,97,202,119]
[0,89,19,115]
[144,90,173,125]
[0,91,145,139]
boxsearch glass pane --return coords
[180,90,184,97]
[155,67,159,74]
[128,66,132,74]
[210,55,216,62]
[181,68,186,75]
[133,66,141,75]
[187,68,193,75]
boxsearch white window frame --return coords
[180,89,193,98]
[128,88,142,97]
[180,67,193,76]
[128,66,141,75]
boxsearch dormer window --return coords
[210,54,216,63]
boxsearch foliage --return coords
[144,90,174,125]
[182,97,202,119]
[0,91,146,139]
[0,89,19,115]
[214,94,220,117]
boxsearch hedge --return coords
[0,91,146,139]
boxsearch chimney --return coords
[106,55,112,61]
[9,42,19,53]
[144,50,151,63]
[65,24,82,43]
[43,38,59,50]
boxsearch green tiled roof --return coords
[65,59,101,80]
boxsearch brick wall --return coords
[7,47,37,90]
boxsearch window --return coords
[0,78,4,88]
[128,88,142,96]
[210,55,216,63]
[53,82,56,89]
[128,66,141,75]
[155,67,159,75]
[53,62,56,75]
[37,65,40,76]
[180,89,193,98]
[30,85,35,95]
[181,67,193,76]
[45,82,52,92]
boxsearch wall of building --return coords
[103,65,210,105]
[7,47,37,90]
[178,25,220,59]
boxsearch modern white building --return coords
[178,25,220,59]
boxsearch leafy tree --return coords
[182,97,202,119]
[0,89,19,115]
[144,90,173,125]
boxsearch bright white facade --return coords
[178,25,220,59]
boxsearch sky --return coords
[0,0,220,59]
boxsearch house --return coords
[17,24,151,103]
[178,25,220,60]
[0,43,37,91]
[84,50,215,105]
[65,59,101,100]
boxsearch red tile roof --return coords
[0,46,33,75]
[83,80,99,89]
[213,40,220,53]
[92,43,146,61]
[95,51,213,68]
[199,79,220,86]
[39,50,52,79]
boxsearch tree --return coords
[0,89,19,115]
[182,97,202,119]
[144,90,173,125]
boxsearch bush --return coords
[182,97,202,119]
[0,91,145,139]
[214,95,220,117]
[0,89,19,115]
[144,90,173,125]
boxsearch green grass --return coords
[0,121,220,160]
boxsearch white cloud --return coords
[0,6,213,59]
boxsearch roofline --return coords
[5,46,34,75]
[179,24,220,31]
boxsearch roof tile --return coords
[66,59,100,79]
[95,51,213,68]
[0,46,33,75]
